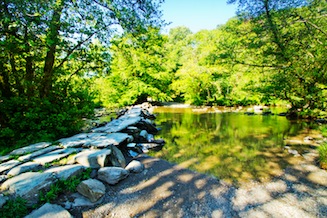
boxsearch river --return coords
[151,106,318,185]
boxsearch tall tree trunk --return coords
[40,0,64,98]
[24,25,34,98]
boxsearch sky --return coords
[161,0,238,33]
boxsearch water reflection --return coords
[151,107,314,185]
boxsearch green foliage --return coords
[39,168,92,204]
[0,197,28,218]
[318,143,327,170]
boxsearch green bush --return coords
[318,143,327,170]
[0,86,95,152]
[0,197,28,218]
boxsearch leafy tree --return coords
[0,0,165,148]
[227,0,327,115]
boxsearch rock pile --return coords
[0,103,164,217]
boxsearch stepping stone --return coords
[76,179,105,202]
[98,167,129,185]
[44,164,85,180]
[92,116,142,133]
[9,142,51,156]
[25,203,72,218]
[74,149,111,169]
[84,133,133,148]
[0,155,11,163]
[7,162,42,177]
[32,148,79,165]
[18,146,60,162]
[1,172,57,205]
[0,160,21,174]
[59,133,107,148]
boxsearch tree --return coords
[0,0,165,147]
[227,0,327,115]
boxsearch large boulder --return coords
[97,167,129,185]
[74,149,111,169]
[125,160,144,173]
[1,172,57,205]
[25,203,72,218]
[76,179,106,202]
[108,145,126,168]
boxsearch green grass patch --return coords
[318,143,327,170]
[0,197,29,218]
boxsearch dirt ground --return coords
[68,153,327,218]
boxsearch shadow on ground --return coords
[73,154,327,218]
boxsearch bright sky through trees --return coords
[161,0,237,33]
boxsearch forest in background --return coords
[1,0,326,148]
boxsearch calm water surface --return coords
[151,107,316,185]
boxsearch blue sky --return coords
[161,0,237,33]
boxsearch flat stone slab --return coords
[32,148,78,165]
[7,162,42,177]
[9,142,51,156]
[44,164,85,180]
[0,155,11,163]
[18,146,60,162]
[92,116,142,133]
[1,172,57,205]
[85,133,133,148]
[59,133,107,148]
[25,203,72,218]
[74,149,111,169]
[98,167,129,185]
[0,159,21,174]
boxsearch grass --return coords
[0,197,29,218]
[318,143,327,170]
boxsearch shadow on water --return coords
[150,107,319,186]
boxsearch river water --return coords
[151,106,318,185]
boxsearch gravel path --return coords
[77,153,327,218]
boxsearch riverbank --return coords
[80,153,327,218]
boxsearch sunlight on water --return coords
[151,107,317,185]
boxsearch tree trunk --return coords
[40,0,64,98]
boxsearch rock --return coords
[139,130,149,142]
[7,162,43,177]
[125,160,144,173]
[85,133,133,149]
[69,193,102,207]
[74,149,111,169]
[92,116,142,133]
[108,145,126,168]
[76,179,106,202]
[9,142,51,156]
[1,172,57,205]
[18,146,60,162]
[33,148,79,165]
[137,142,165,153]
[0,160,22,174]
[44,164,85,180]
[97,167,129,185]
[0,155,11,163]
[58,133,107,148]
[0,175,7,183]
[0,194,8,208]
[25,203,72,218]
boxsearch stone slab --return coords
[7,162,43,177]
[9,142,51,156]
[44,164,85,180]
[18,146,60,162]
[92,116,142,133]
[74,149,111,169]
[32,148,78,165]
[25,203,72,218]
[0,159,21,174]
[85,133,133,148]
[1,172,57,205]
